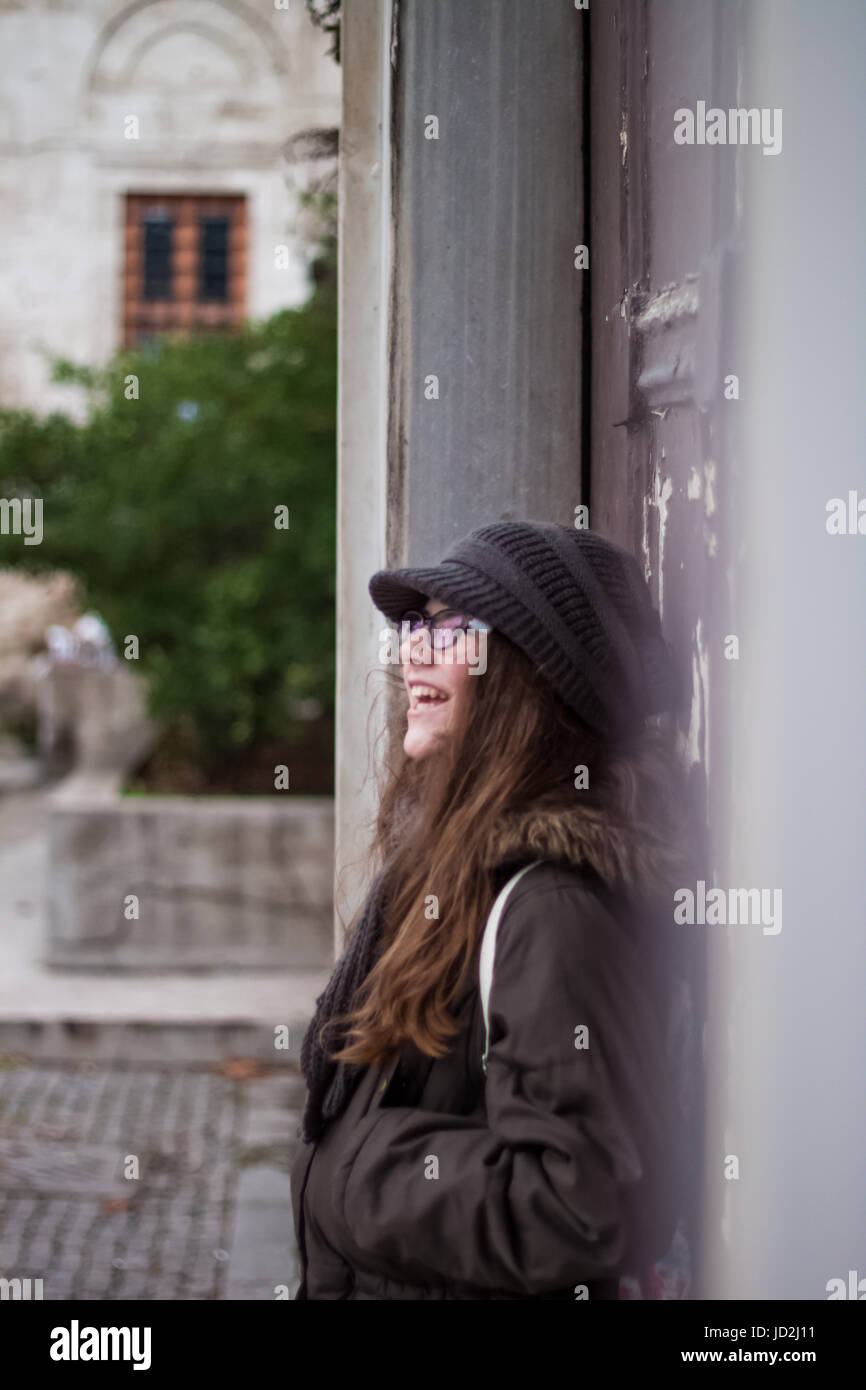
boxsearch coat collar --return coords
[480,799,672,895]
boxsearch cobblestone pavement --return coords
[0,1058,306,1301]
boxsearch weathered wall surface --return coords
[590,0,738,868]
[589,0,744,1290]
[388,0,585,567]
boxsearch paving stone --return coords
[0,1061,304,1301]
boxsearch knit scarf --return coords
[298,864,391,1143]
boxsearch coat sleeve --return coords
[330,874,671,1295]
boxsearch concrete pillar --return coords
[390,0,586,564]
[334,0,394,944]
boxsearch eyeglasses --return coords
[400,608,492,650]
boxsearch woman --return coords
[291,520,697,1300]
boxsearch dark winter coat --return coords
[291,804,690,1300]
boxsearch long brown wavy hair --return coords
[323,629,693,1070]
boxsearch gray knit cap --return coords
[369,520,680,738]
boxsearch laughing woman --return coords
[291,521,696,1301]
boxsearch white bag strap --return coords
[479,861,542,1074]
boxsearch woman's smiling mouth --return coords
[407,681,450,715]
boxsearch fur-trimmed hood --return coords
[481,800,680,897]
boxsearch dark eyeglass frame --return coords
[400,608,493,650]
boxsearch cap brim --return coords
[368,562,476,623]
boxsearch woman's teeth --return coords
[411,685,448,705]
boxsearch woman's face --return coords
[401,597,474,760]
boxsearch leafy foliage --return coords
[305,0,341,64]
[0,269,336,771]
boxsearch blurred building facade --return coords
[0,0,340,415]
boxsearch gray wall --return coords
[389,0,586,565]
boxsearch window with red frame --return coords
[123,194,246,347]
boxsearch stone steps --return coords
[0,967,329,1064]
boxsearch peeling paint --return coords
[620,111,628,166]
[704,460,717,517]
[390,6,398,68]
[687,466,702,500]
[641,490,652,587]
[653,467,673,617]
[685,616,711,797]
[634,278,699,332]
[642,457,673,614]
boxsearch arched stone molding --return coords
[80,0,289,157]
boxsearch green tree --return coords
[0,268,336,777]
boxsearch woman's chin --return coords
[404,728,431,760]
[403,722,446,760]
